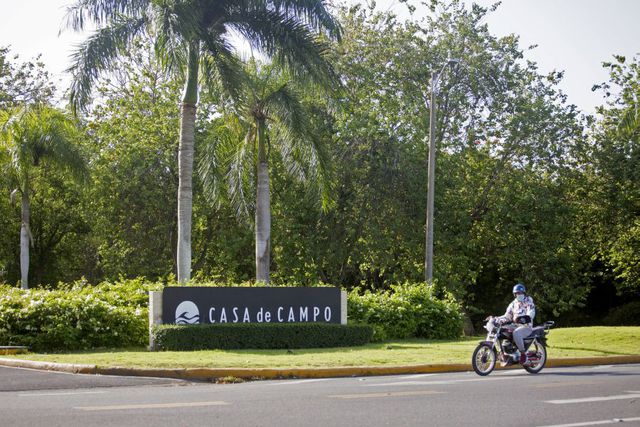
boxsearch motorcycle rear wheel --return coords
[523,341,547,374]
[472,343,497,376]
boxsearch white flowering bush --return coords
[347,282,463,341]
[0,279,161,351]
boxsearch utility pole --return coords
[425,59,458,283]
[425,72,438,283]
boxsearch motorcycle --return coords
[472,316,555,376]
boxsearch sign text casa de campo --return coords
[160,287,345,325]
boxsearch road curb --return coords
[545,355,640,368]
[0,357,97,374]
[0,346,29,356]
[1,355,640,381]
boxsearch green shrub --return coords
[347,282,463,341]
[603,301,640,326]
[152,323,373,350]
[0,279,159,351]
[0,279,461,351]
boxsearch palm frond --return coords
[0,110,18,187]
[199,114,255,220]
[1,106,32,178]
[230,8,340,92]
[67,15,147,113]
[264,0,342,40]
[35,107,89,182]
[150,10,187,74]
[198,132,224,207]
[148,0,209,76]
[273,118,334,210]
[263,81,335,210]
[200,39,247,110]
[0,104,88,188]
[264,82,305,132]
[64,0,149,31]
[227,121,257,221]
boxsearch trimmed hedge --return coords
[152,322,373,350]
[0,279,161,351]
[347,282,464,341]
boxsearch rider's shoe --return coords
[519,352,528,365]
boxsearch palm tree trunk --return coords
[255,119,271,283]
[176,42,199,283]
[20,188,31,290]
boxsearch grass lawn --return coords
[1,327,638,369]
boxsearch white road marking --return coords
[533,381,598,389]
[545,393,640,404]
[397,374,437,380]
[19,391,107,397]
[329,390,445,399]
[364,375,520,387]
[537,416,640,427]
[493,370,529,376]
[75,401,229,411]
[269,378,333,386]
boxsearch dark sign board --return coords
[162,287,342,325]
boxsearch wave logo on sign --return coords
[175,301,200,324]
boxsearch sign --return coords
[162,287,343,325]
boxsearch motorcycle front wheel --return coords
[523,341,547,374]
[472,343,497,376]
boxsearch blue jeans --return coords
[513,325,533,352]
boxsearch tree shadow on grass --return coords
[551,346,632,356]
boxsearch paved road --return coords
[1,364,639,426]
[0,365,185,392]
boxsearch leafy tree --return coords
[0,104,87,288]
[580,55,640,293]
[85,50,181,280]
[200,61,333,283]
[0,47,56,108]
[65,0,341,283]
[321,1,586,321]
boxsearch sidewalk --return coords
[1,355,639,381]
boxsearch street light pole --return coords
[425,72,438,283]
[425,59,458,283]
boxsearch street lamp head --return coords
[432,59,460,90]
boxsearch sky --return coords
[1,0,639,114]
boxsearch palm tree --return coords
[200,62,333,283]
[0,104,87,289]
[64,0,341,282]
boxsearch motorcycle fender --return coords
[478,341,495,348]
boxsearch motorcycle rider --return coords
[493,283,536,365]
